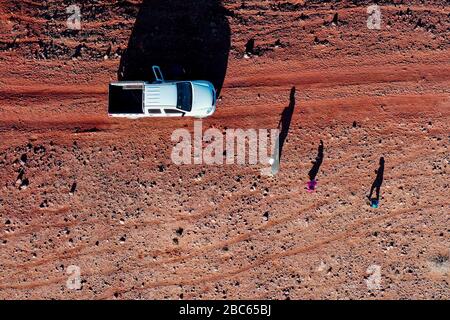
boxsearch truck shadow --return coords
[118,0,231,95]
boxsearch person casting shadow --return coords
[368,157,385,202]
[307,140,324,191]
[308,140,324,181]
[278,87,296,161]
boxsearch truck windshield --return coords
[176,82,193,112]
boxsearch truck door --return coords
[152,66,164,83]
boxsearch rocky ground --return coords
[0,0,449,299]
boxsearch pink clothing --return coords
[306,180,317,192]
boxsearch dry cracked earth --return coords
[0,0,449,299]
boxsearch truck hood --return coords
[191,82,215,112]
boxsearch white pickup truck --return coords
[108,66,217,118]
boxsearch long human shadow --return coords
[118,0,231,96]
[308,140,324,182]
[277,87,296,161]
[368,157,385,201]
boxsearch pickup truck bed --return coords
[108,82,144,114]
